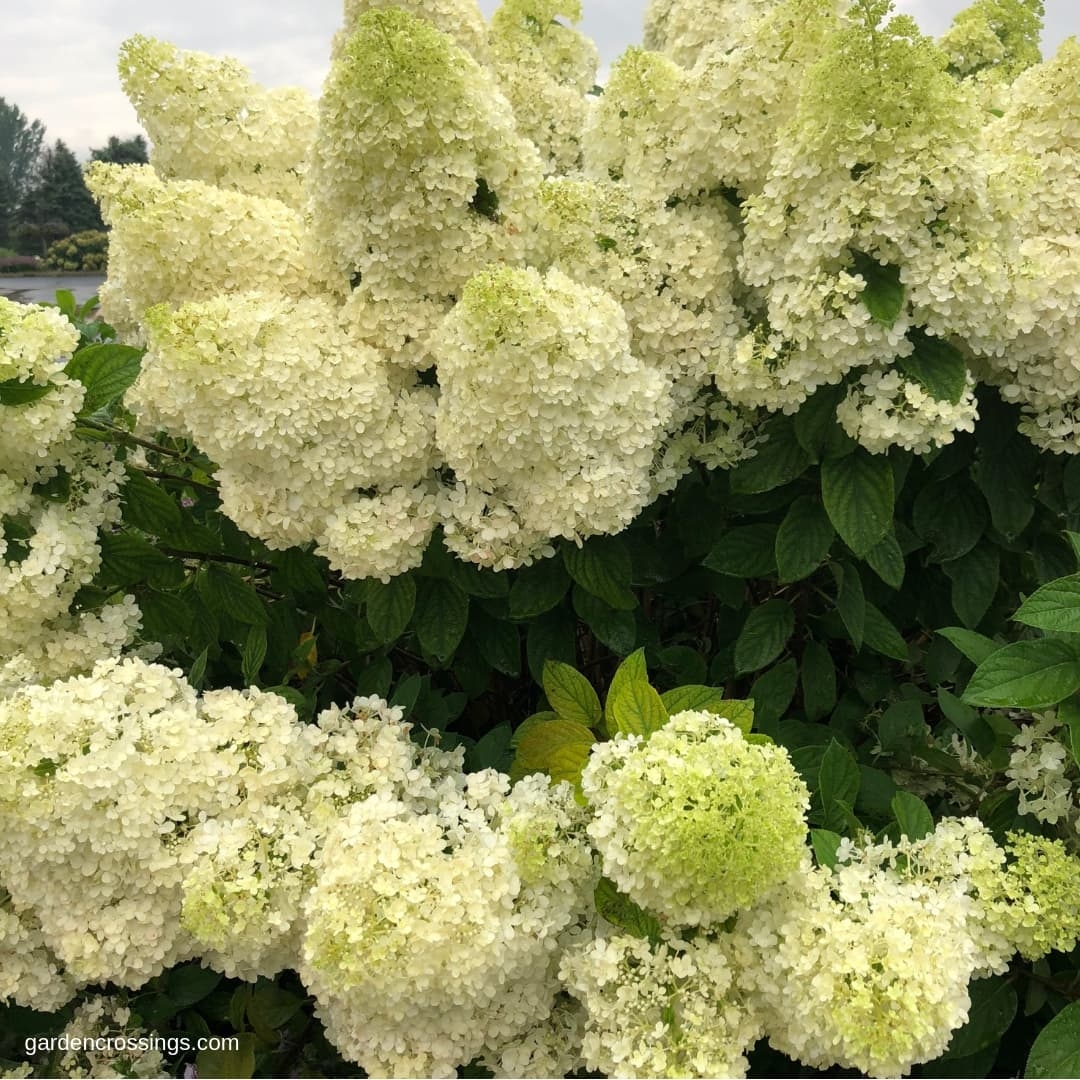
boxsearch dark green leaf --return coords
[819,739,860,826]
[509,555,570,619]
[891,790,933,840]
[942,977,1017,1060]
[943,544,999,629]
[166,964,221,1009]
[938,627,1002,666]
[65,342,143,414]
[121,468,182,534]
[878,700,927,751]
[0,378,53,406]
[526,605,577,684]
[199,564,267,626]
[822,450,894,556]
[563,537,636,610]
[834,561,866,650]
[811,828,843,869]
[913,480,988,562]
[864,527,905,588]
[897,328,968,404]
[937,688,996,757]
[1026,999,1080,1077]
[414,578,469,661]
[749,657,798,733]
[573,585,637,655]
[734,599,795,675]
[240,626,266,684]
[794,383,855,462]
[863,602,909,661]
[801,640,837,722]
[852,251,905,327]
[98,530,179,587]
[470,605,521,677]
[729,417,812,494]
[594,877,662,944]
[775,497,834,582]
[1015,573,1080,634]
[703,524,778,578]
[367,575,416,644]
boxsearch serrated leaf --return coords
[543,660,602,729]
[729,417,812,494]
[891,790,933,840]
[1026,999,1080,1077]
[563,538,636,610]
[734,599,795,675]
[509,556,570,619]
[897,328,968,405]
[413,578,469,661]
[594,878,662,943]
[963,639,1080,709]
[775,497,834,582]
[819,739,860,827]
[1014,573,1080,634]
[610,675,669,738]
[65,342,143,415]
[121,468,182,534]
[510,717,596,789]
[188,646,209,690]
[793,382,855,462]
[703,524,778,578]
[98,530,179,587]
[573,585,637,655]
[822,450,894,556]
[199,564,267,626]
[853,251,905,327]
[241,625,267,684]
[246,982,304,1034]
[864,527,905,588]
[366,575,416,644]
[0,378,53,406]
[660,684,726,715]
[749,658,797,732]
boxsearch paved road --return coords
[0,273,107,306]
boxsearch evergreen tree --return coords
[90,134,150,165]
[0,97,45,206]
[17,140,104,253]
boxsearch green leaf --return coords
[1026,999,1080,1077]
[749,658,798,733]
[543,660,602,729]
[188,646,209,690]
[509,556,570,619]
[121,468,182,534]
[704,524,778,578]
[942,976,1017,1060]
[660,684,726,716]
[878,700,927,752]
[526,605,577,684]
[1015,574,1080,634]
[413,578,469,661]
[775,497,834,582]
[246,982,304,1033]
[863,602,909,661]
[98,530,179,587]
[1061,701,1080,771]
[367,575,416,644]
[811,828,843,869]
[943,544,999,629]
[793,383,855,462]
[470,606,521,677]
[819,739,860,827]
[864,527,905,588]
[834,561,866,650]
[240,626,266,684]
[963,639,1080,709]
[891,790,933,840]
[801,640,837,722]
[65,342,143,414]
[734,599,795,675]
[604,649,666,737]
[563,537,636,610]
[573,585,637,655]
[199,564,267,626]
[197,1033,256,1080]
[0,378,53,406]
[510,716,595,789]
[822,450,894,556]
[717,699,754,735]
[938,627,1002,667]
[594,878,662,944]
[166,964,222,1009]
[937,687,996,757]
[729,417,812,494]
[913,481,988,563]
[897,328,968,405]
[852,251,905,327]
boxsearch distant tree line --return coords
[0,98,147,256]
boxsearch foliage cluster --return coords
[43,230,109,272]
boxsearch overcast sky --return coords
[3,0,1077,159]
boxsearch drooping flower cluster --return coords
[1005,710,1078,827]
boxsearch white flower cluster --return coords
[133,293,439,581]
[560,932,762,1079]
[117,35,317,207]
[301,770,595,1076]
[0,298,141,695]
[581,711,810,926]
[435,266,672,566]
[1006,710,1078,827]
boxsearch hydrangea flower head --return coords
[581,711,810,925]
